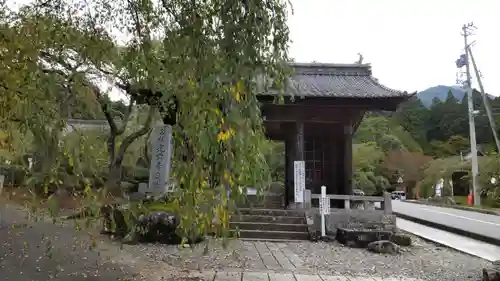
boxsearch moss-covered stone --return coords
[390,233,412,246]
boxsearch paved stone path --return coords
[187,270,423,280]
[242,241,308,271]
[155,240,426,280]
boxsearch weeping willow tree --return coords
[1,0,292,240]
[0,3,83,194]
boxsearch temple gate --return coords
[258,63,411,208]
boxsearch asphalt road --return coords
[0,202,142,281]
[392,200,500,242]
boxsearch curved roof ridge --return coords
[291,62,372,76]
[258,61,412,99]
[290,62,372,68]
[366,75,407,95]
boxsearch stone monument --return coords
[139,125,174,196]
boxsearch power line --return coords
[467,46,500,152]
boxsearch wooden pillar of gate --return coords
[343,124,354,197]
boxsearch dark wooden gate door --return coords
[304,136,332,194]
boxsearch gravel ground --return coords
[0,200,493,281]
[0,201,184,281]
[287,236,490,280]
[123,235,492,281]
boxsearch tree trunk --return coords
[143,128,153,166]
[104,133,122,197]
[106,161,122,194]
[104,106,156,196]
[107,134,117,166]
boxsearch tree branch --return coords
[115,105,156,165]
[39,50,85,72]
[143,128,153,165]
[88,82,118,134]
[116,97,135,135]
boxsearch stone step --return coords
[237,195,282,202]
[236,208,305,217]
[239,238,305,243]
[243,194,282,201]
[231,221,308,232]
[236,203,283,209]
[232,229,310,240]
[232,214,306,224]
[236,196,283,209]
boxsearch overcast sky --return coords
[9,0,500,96]
[288,0,500,95]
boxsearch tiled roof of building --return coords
[260,62,410,98]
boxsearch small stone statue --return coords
[356,53,364,64]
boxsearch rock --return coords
[135,211,179,243]
[135,211,204,245]
[483,268,500,281]
[100,205,203,245]
[390,233,412,246]
[336,227,393,248]
[367,240,400,254]
[493,260,500,268]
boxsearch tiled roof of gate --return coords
[260,62,410,98]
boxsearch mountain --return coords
[416,85,466,108]
[417,85,496,108]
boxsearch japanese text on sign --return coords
[146,125,174,195]
[294,161,305,203]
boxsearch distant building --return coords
[65,119,110,134]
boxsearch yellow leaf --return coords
[217,130,231,142]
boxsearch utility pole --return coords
[467,47,500,152]
[461,23,481,206]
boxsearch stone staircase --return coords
[231,208,310,241]
[235,194,284,209]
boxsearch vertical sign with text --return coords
[294,160,305,203]
[144,125,174,195]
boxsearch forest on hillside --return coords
[353,89,500,204]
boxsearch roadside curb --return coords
[402,200,500,216]
[393,211,500,247]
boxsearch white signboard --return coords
[294,161,305,203]
[319,185,329,237]
[143,125,174,195]
[319,186,330,215]
[435,178,443,197]
[320,197,330,215]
